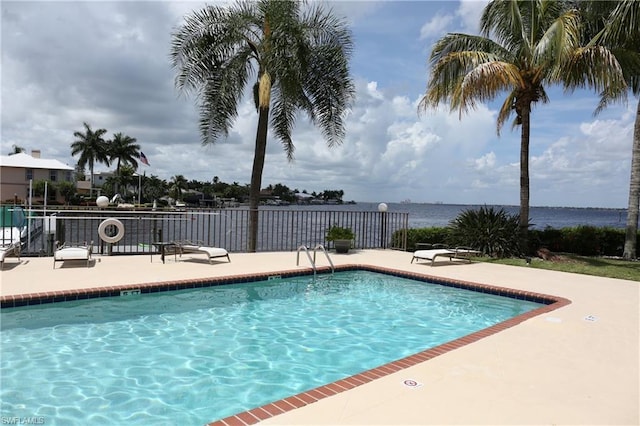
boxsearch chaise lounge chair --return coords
[0,241,21,270]
[174,240,230,264]
[411,245,480,266]
[53,241,93,268]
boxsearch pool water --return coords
[1,270,542,425]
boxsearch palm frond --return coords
[459,61,523,113]
[561,45,628,113]
[480,0,530,57]
[270,90,297,160]
[602,0,640,48]
[496,91,516,136]
[534,9,581,69]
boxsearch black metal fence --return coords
[20,207,409,255]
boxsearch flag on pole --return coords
[140,151,150,166]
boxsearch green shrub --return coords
[447,206,522,257]
[402,221,635,258]
[530,226,629,257]
[599,228,626,256]
[401,227,450,251]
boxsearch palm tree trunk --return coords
[89,161,94,199]
[519,104,531,249]
[248,106,270,252]
[623,98,640,259]
[115,160,121,195]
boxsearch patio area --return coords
[1,249,638,425]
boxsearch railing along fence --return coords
[19,208,409,255]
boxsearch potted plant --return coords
[326,224,355,253]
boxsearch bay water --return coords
[312,202,628,230]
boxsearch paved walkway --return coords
[1,250,638,425]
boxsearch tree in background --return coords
[104,165,138,201]
[109,132,141,195]
[143,175,166,205]
[575,0,640,259]
[171,0,355,251]
[57,181,76,205]
[419,0,626,245]
[74,163,86,182]
[169,174,188,203]
[9,145,25,155]
[32,180,50,198]
[71,122,110,198]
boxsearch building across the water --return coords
[0,150,74,205]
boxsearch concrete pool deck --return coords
[0,249,638,425]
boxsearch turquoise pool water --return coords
[1,270,542,425]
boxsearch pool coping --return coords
[0,263,572,425]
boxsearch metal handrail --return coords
[313,244,334,274]
[296,245,316,275]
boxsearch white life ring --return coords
[98,218,125,243]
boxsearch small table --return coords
[151,242,176,264]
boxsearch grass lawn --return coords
[480,254,640,282]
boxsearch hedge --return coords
[397,225,637,257]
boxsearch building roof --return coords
[0,153,74,171]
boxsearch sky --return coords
[1,0,636,208]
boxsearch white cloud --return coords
[473,152,496,170]
[420,12,454,40]
[419,0,488,41]
[1,1,634,207]
[457,0,488,33]
[366,81,385,101]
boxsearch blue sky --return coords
[1,1,635,208]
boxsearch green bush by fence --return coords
[397,225,637,257]
[403,227,450,250]
[528,226,632,257]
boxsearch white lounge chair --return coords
[53,241,93,268]
[174,241,230,264]
[0,226,23,270]
[0,242,21,269]
[411,246,480,266]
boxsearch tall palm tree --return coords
[71,122,110,198]
[171,0,355,252]
[109,132,141,195]
[109,132,141,174]
[419,0,627,241]
[575,0,640,258]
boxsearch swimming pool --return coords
[1,268,557,425]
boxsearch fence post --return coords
[378,203,388,249]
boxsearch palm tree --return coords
[171,0,355,252]
[169,174,188,203]
[111,164,137,199]
[419,0,627,241]
[109,132,140,195]
[575,0,640,258]
[143,175,166,205]
[109,132,140,174]
[71,122,110,198]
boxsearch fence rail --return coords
[17,207,409,256]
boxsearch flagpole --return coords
[139,151,149,206]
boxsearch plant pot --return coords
[334,239,352,253]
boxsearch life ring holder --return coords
[98,218,125,244]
